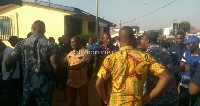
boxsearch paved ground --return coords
[52,77,101,106]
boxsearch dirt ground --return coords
[0,76,102,106]
[52,77,102,106]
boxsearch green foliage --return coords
[170,29,175,36]
[78,33,98,41]
[179,21,191,33]
[155,29,163,36]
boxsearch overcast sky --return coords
[41,0,200,31]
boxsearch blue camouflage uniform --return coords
[11,35,59,106]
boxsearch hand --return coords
[142,94,152,104]
[104,101,109,106]
[184,64,191,72]
[61,61,69,70]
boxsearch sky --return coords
[41,0,199,31]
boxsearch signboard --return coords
[163,28,170,36]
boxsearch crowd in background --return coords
[0,20,200,106]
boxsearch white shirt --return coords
[2,46,20,80]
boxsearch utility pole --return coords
[95,0,99,36]
[119,20,121,28]
[49,0,50,7]
[34,0,37,4]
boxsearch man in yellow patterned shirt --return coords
[95,26,172,106]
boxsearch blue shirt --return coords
[144,44,178,105]
[86,43,95,60]
[180,51,200,88]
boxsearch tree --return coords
[78,33,98,46]
[179,21,190,33]
[170,29,174,36]
[131,26,139,33]
[155,29,163,36]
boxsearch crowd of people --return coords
[0,20,200,106]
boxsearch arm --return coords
[180,62,196,72]
[68,61,88,70]
[96,77,109,105]
[189,82,200,95]
[5,41,23,71]
[189,65,200,95]
[95,56,111,105]
[68,49,90,70]
[50,54,63,83]
[5,54,18,71]
[184,64,196,72]
[149,70,171,98]
[179,61,185,71]
[142,55,172,103]
[143,70,172,102]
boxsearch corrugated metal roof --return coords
[23,0,116,27]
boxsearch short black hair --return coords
[8,36,18,43]
[119,26,135,44]
[104,32,110,36]
[0,40,6,51]
[31,20,45,34]
[71,36,81,42]
[143,32,159,44]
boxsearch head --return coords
[115,36,119,42]
[0,40,7,52]
[49,37,55,43]
[118,26,135,47]
[0,41,5,60]
[71,36,82,50]
[31,20,46,35]
[175,31,185,45]
[102,32,111,45]
[115,36,120,48]
[99,38,103,44]
[183,35,200,52]
[27,32,33,38]
[58,37,62,45]
[88,37,93,44]
[61,34,70,44]
[8,36,19,47]
[139,32,158,51]
[96,38,100,43]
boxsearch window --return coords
[0,16,11,40]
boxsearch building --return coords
[110,27,119,38]
[0,0,115,44]
[190,29,200,35]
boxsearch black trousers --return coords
[88,59,94,79]
[0,79,21,106]
[179,86,198,106]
